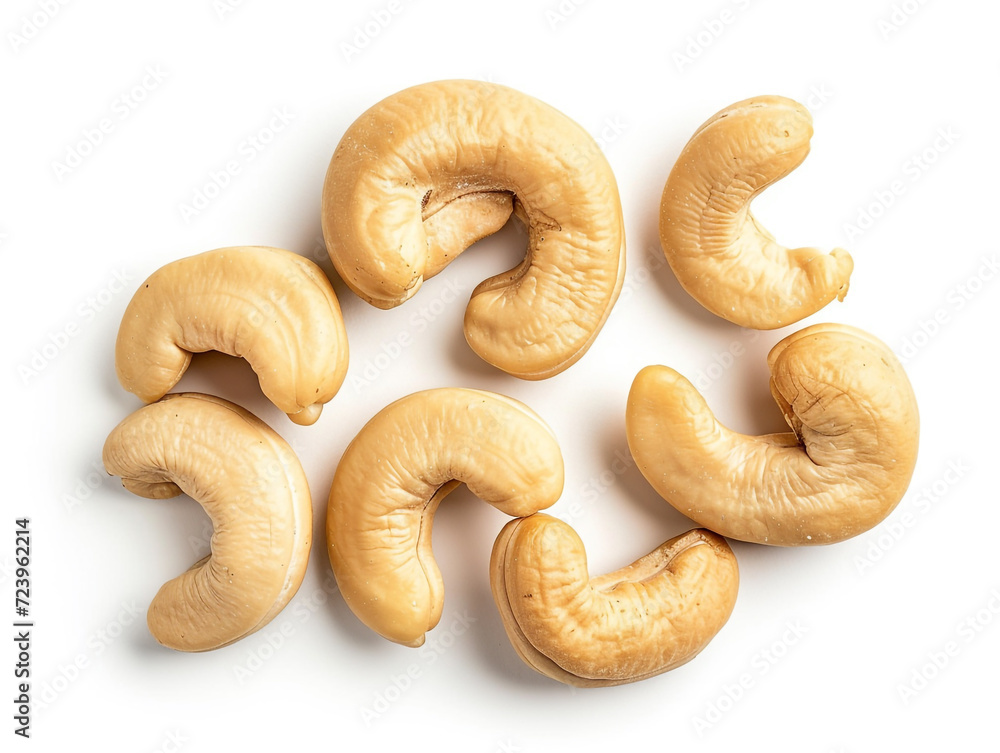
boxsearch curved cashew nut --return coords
[490,514,739,687]
[659,95,854,329]
[115,246,349,425]
[626,323,919,546]
[102,393,312,651]
[321,79,626,379]
[326,388,564,647]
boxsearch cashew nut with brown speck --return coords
[322,79,625,379]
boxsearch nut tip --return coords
[287,404,322,426]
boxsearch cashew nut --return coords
[102,393,312,651]
[115,246,349,425]
[326,388,564,647]
[321,79,626,379]
[659,95,854,329]
[490,514,739,687]
[626,323,919,545]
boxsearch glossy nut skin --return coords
[102,393,312,652]
[326,388,565,647]
[322,79,626,379]
[659,95,854,329]
[115,246,349,425]
[626,323,920,546]
[490,514,739,687]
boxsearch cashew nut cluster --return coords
[626,323,919,546]
[321,79,626,379]
[491,514,739,687]
[326,388,565,647]
[115,246,349,425]
[102,393,312,652]
[96,80,921,684]
[659,95,854,329]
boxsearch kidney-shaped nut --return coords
[322,79,626,379]
[115,246,349,425]
[102,393,312,651]
[659,95,854,329]
[626,323,919,546]
[490,514,739,687]
[327,387,564,647]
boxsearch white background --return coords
[3,0,998,750]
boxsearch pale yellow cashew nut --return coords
[490,514,739,687]
[626,323,919,546]
[321,79,626,379]
[115,246,349,425]
[102,393,312,652]
[659,95,854,329]
[326,388,565,647]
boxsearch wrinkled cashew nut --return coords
[102,393,312,651]
[626,323,919,546]
[115,246,349,425]
[326,388,564,647]
[659,95,854,329]
[322,79,626,379]
[490,514,739,687]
